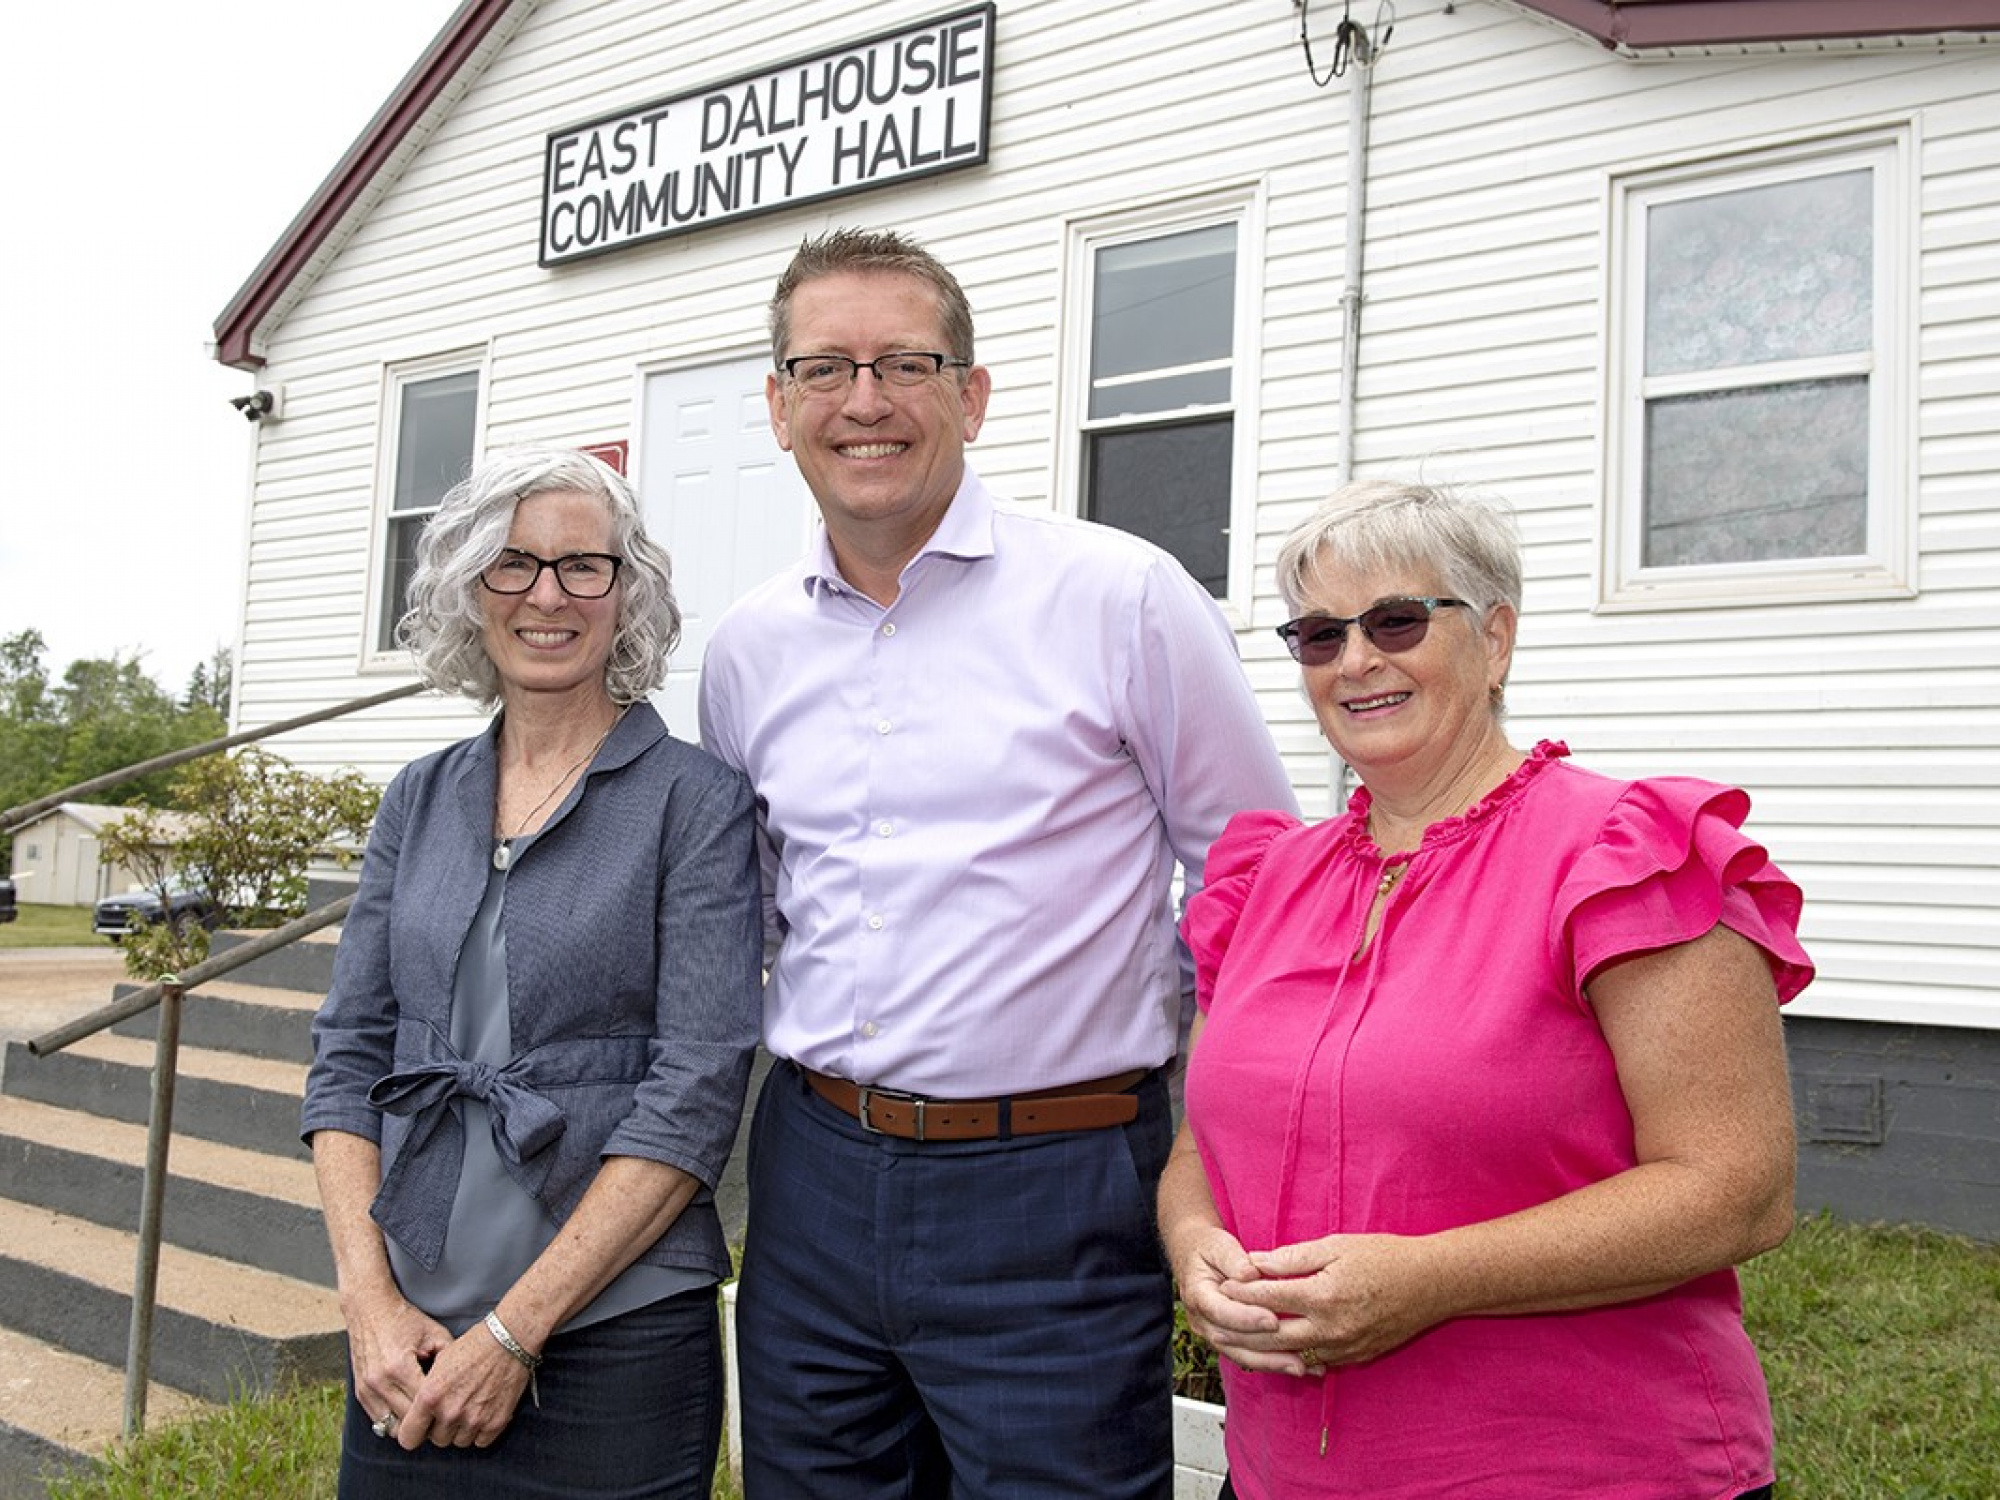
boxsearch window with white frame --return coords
[1073,211,1248,598]
[373,361,481,654]
[1604,132,1911,605]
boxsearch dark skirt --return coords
[338,1287,722,1500]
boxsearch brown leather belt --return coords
[801,1066,1146,1142]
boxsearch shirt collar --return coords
[800,464,996,599]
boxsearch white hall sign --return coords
[540,4,993,264]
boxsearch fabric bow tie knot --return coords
[370,1058,567,1165]
[366,1054,568,1268]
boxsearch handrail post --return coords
[123,977,185,1438]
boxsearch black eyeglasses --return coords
[1276,597,1470,667]
[480,548,624,599]
[781,352,972,394]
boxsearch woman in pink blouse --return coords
[1159,480,1813,1500]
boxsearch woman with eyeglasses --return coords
[302,445,761,1498]
[1158,480,1812,1500]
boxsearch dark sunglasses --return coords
[1276,597,1470,667]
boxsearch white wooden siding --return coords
[232,0,1998,1028]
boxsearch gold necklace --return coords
[491,715,620,872]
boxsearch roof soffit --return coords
[1494,0,2000,55]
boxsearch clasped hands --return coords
[347,1290,535,1450]
[1174,1224,1446,1377]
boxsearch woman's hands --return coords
[1160,1082,1444,1378]
[344,1288,534,1450]
[1173,1228,1449,1376]
[339,1282,451,1444]
[388,1318,535,1450]
[1232,1234,1449,1371]
[1170,1222,1285,1370]
[313,1130,533,1448]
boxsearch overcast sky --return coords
[1,2,462,697]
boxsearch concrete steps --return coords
[4,1033,311,1161]
[0,931,345,1496]
[0,1097,331,1284]
[110,975,319,1062]
[0,1328,207,1500]
[0,1200,344,1399]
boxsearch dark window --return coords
[378,369,478,652]
[1082,223,1236,594]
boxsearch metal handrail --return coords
[26,897,353,1057]
[0,680,426,836]
[5,678,429,1434]
[24,897,353,1435]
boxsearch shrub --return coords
[99,747,379,979]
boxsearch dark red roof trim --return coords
[1509,0,2000,51]
[211,0,521,370]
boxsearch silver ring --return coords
[372,1414,396,1438]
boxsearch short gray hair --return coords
[1275,479,1523,619]
[398,446,681,709]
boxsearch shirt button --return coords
[861,1021,880,1038]
[876,821,893,837]
[876,720,893,735]
[867,913,885,930]
[880,623,897,637]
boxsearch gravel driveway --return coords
[0,946,128,1055]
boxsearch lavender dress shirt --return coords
[698,465,1297,1097]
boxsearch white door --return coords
[639,357,814,742]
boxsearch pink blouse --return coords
[1184,742,1813,1500]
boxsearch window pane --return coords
[1086,417,1232,595]
[1645,170,1871,376]
[1092,366,1232,417]
[379,369,478,650]
[1090,225,1235,419]
[1643,378,1868,567]
[377,514,430,652]
[392,371,479,515]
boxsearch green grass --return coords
[0,901,97,948]
[42,1383,344,1500]
[39,1382,741,1500]
[40,1216,2000,1500]
[1744,1214,2000,1499]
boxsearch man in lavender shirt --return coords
[698,228,1296,1500]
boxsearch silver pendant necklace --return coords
[492,715,620,872]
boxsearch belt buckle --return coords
[855,1085,926,1141]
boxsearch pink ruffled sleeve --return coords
[1557,777,1814,1003]
[1184,808,1299,1014]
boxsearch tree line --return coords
[3,628,381,979]
[0,628,233,846]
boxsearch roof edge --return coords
[1502,0,2000,51]
[210,0,521,371]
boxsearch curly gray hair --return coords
[398,446,681,708]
